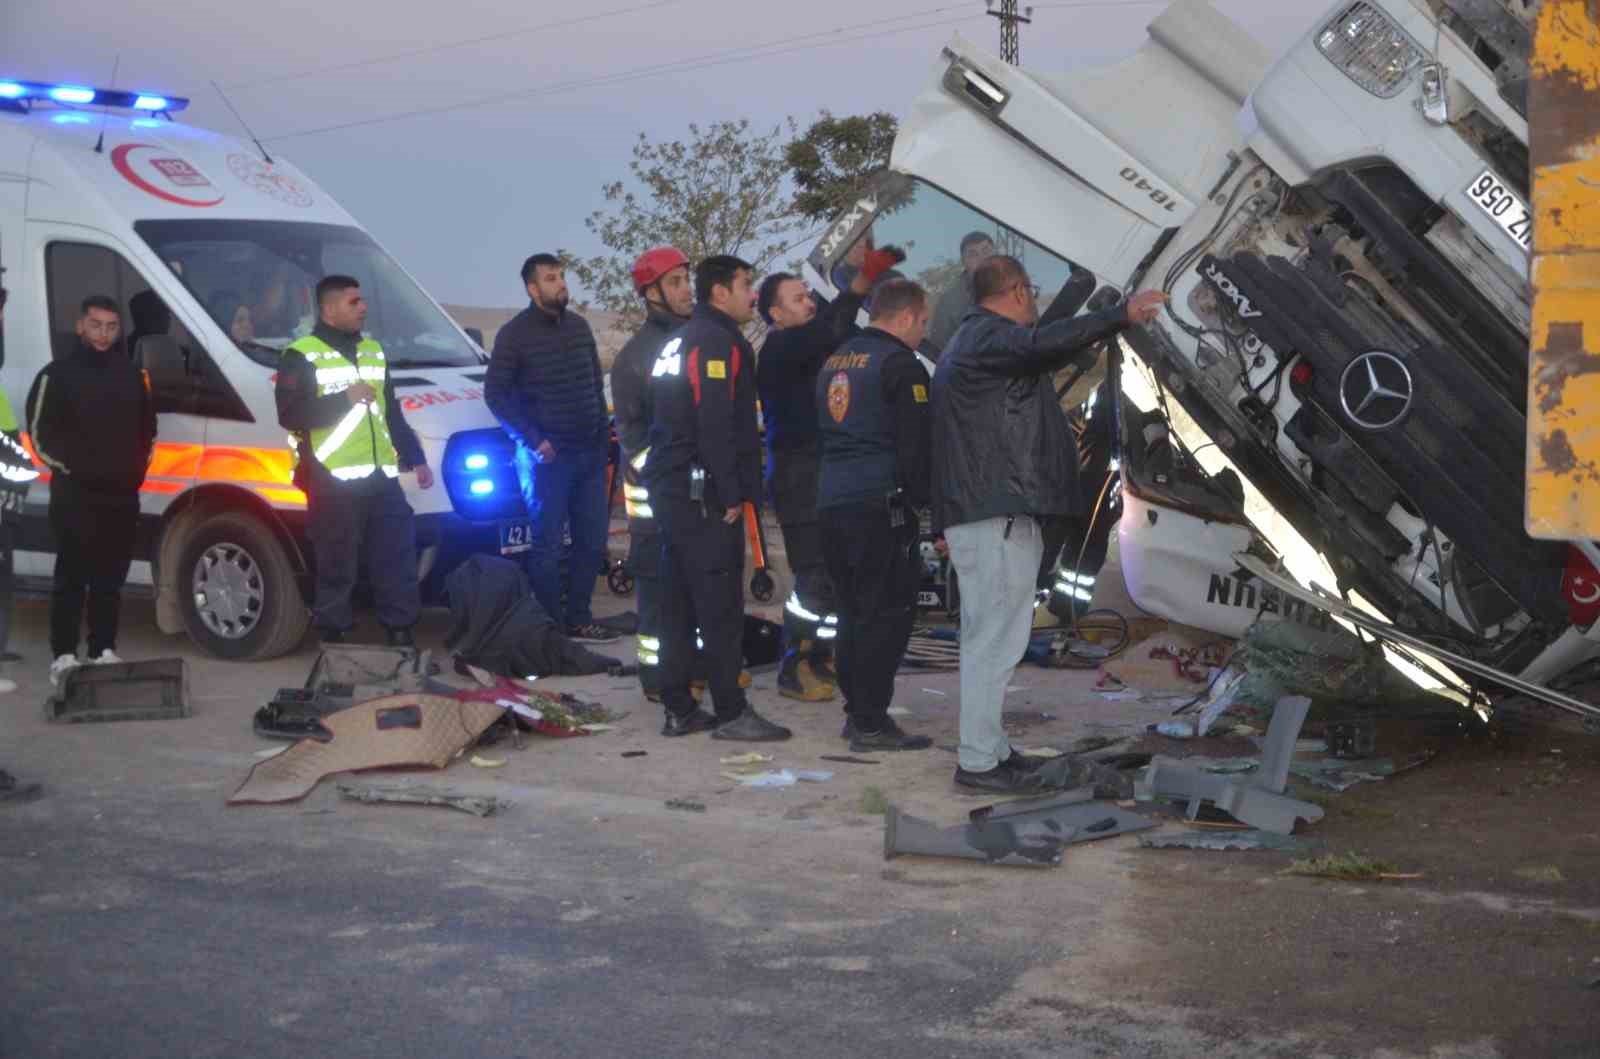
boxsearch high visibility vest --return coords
[285,336,399,482]
[0,388,38,492]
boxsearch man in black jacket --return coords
[756,244,902,703]
[275,276,431,647]
[611,246,693,699]
[645,255,789,742]
[486,253,616,644]
[26,295,157,685]
[816,279,935,752]
[932,256,1164,793]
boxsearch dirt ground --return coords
[6,542,1600,1055]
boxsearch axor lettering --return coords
[1203,263,1262,319]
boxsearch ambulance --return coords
[0,79,531,660]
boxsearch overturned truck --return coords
[807,1,1600,711]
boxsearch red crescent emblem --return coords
[111,143,224,208]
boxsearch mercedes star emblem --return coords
[1339,350,1413,431]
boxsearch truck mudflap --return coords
[1526,0,1600,540]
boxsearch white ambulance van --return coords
[0,79,531,660]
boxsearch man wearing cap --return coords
[611,247,694,701]
[755,242,902,703]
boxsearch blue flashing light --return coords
[464,453,490,471]
[0,82,23,99]
[51,113,91,125]
[469,479,495,496]
[133,94,169,111]
[49,85,95,104]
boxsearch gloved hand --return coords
[860,245,908,285]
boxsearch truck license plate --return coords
[498,519,533,555]
[1465,169,1533,252]
[917,589,944,609]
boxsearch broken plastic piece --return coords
[1256,695,1311,794]
[621,751,648,759]
[819,755,879,765]
[336,782,509,817]
[469,754,507,769]
[1139,829,1310,852]
[48,657,190,724]
[719,752,774,766]
[1142,755,1324,835]
[883,805,1067,867]
[665,797,706,812]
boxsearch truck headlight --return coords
[1315,2,1426,99]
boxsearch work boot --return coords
[385,626,415,649]
[711,707,792,742]
[690,672,751,696]
[811,642,838,685]
[778,643,836,702]
[954,757,1047,795]
[849,718,933,753]
[661,708,719,738]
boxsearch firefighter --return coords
[645,255,789,742]
[817,278,936,751]
[756,242,904,702]
[611,246,694,700]
[275,275,432,646]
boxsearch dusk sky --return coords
[3,0,1334,307]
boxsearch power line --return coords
[264,5,982,142]
[228,0,689,90]
[986,0,1033,64]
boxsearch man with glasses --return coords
[931,255,1165,793]
[26,295,157,686]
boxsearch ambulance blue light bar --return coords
[0,79,189,113]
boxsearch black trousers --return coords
[626,517,663,696]
[769,443,833,632]
[49,481,139,658]
[821,502,921,731]
[657,493,748,722]
[307,473,419,634]
[0,521,15,659]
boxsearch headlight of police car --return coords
[1315,2,1425,99]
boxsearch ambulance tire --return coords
[177,510,310,661]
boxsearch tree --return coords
[569,119,802,326]
[784,111,899,224]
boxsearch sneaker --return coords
[661,708,719,738]
[567,623,620,644]
[49,654,80,687]
[0,677,16,695]
[850,718,933,753]
[954,758,1046,794]
[89,650,123,665]
[711,707,792,742]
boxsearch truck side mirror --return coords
[1038,266,1098,327]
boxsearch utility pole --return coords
[986,1,1032,256]
[986,0,1033,65]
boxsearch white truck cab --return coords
[806,1,1600,693]
[0,79,529,660]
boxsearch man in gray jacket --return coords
[932,256,1165,793]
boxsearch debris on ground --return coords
[664,797,706,813]
[256,646,440,741]
[230,694,505,805]
[1139,828,1312,852]
[0,768,42,805]
[49,657,190,724]
[719,752,774,766]
[336,782,511,817]
[1513,864,1566,884]
[1100,627,1232,694]
[469,755,507,769]
[860,786,891,815]
[883,805,1067,867]
[819,755,879,765]
[621,751,649,759]
[1140,755,1325,835]
[1283,852,1419,882]
[722,769,832,788]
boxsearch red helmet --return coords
[631,246,690,293]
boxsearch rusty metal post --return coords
[1527,0,1600,539]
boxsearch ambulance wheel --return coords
[178,510,309,661]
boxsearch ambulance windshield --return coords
[134,219,482,369]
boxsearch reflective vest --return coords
[285,336,399,482]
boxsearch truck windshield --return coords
[133,219,482,369]
[826,179,1095,356]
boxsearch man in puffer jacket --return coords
[932,255,1164,793]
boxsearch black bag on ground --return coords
[444,555,622,679]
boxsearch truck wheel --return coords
[177,510,309,661]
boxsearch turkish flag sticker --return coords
[1562,546,1600,626]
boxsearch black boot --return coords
[849,718,933,753]
[661,708,719,737]
[711,707,792,742]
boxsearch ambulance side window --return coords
[45,242,251,422]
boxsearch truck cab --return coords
[0,80,527,660]
[806,2,1600,691]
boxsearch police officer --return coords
[276,275,432,646]
[816,278,936,751]
[611,246,693,700]
[0,282,38,695]
[756,242,903,702]
[645,255,789,742]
